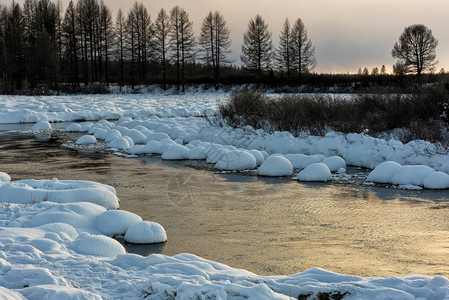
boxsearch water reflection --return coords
[115,237,166,256]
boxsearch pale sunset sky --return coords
[16,0,449,73]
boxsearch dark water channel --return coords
[1,130,449,278]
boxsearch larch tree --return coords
[380,64,386,75]
[291,18,316,80]
[153,8,170,91]
[241,14,272,76]
[99,0,112,86]
[198,11,231,90]
[114,8,125,91]
[62,0,79,85]
[392,24,438,75]
[169,6,195,92]
[275,18,293,78]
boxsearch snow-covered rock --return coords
[20,285,102,300]
[31,121,52,131]
[161,144,190,160]
[76,135,97,145]
[188,147,208,160]
[248,149,265,166]
[96,210,142,236]
[124,221,167,244]
[366,161,402,183]
[0,179,119,209]
[70,232,126,257]
[215,150,257,171]
[294,163,332,182]
[126,129,147,144]
[144,141,163,154]
[390,165,435,186]
[423,172,449,189]
[0,172,11,182]
[258,155,293,177]
[322,156,346,172]
[65,123,82,132]
[108,137,130,150]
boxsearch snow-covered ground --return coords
[0,172,448,299]
[0,92,228,124]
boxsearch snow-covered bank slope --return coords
[0,93,228,123]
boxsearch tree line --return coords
[0,0,318,93]
[0,0,441,94]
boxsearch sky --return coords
[15,0,449,74]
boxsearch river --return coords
[0,129,448,278]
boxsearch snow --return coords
[294,163,332,182]
[366,162,449,189]
[70,233,126,257]
[258,155,293,177]
[366,161,403,183]
[423,172,449,189]
[161,144,190,160]
[0,172,10,183]
[20,285,102,300]
[215,150,257,171]
[391,165,436,186]
[124,221,167,244]
[322,156,346,172]
[96,210,142,236]
[0,179,119,210]
[108,137,130,150]
[0,92,228,124]
[31,121,52,131]
[75,135,97,145]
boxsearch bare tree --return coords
[357,68,362,75]
[169,6,195,92]
[241,14,272,76]
[362,67,369,75]
[275,18,292,78]
[371,67,379,75]
[62,0,79,85]
[114,8,125,91]
[198,11,231,90]
[291,18,316,80]
[380,64,386,75]
[392,24,438,75]
[99,0,112,86]
[153,8,170,90]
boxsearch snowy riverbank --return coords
[0,172,448,299]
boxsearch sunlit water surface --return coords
[0,130,448,278]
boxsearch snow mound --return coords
[161,144,190,160]
[258,155,293,177]
[124,221,167,244]
[248,149,265,166]
[0,172,11,182]
[75,135,97,145]
[108,137,130,150]
[366,161,402,183]
[37,223,79,240]
[322,156,346,172]
[294,163,332,182]
[0,287,25,300]
[215,150,257,171]
[127,129,147,144]
[146,132,170,142]
[391,165,435,186]
[0,179,119,209]
[423,172,449,189]
[144,141,163,154]
[65,123,82,132]
[20,285,102,300]
[31,121,52,131]
[70,232,126,257]
[188,147,207,160]
[96,210,142,236]
[284,154,307,169]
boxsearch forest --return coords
[0,0,446,94]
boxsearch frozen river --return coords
[1,131,449,278]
